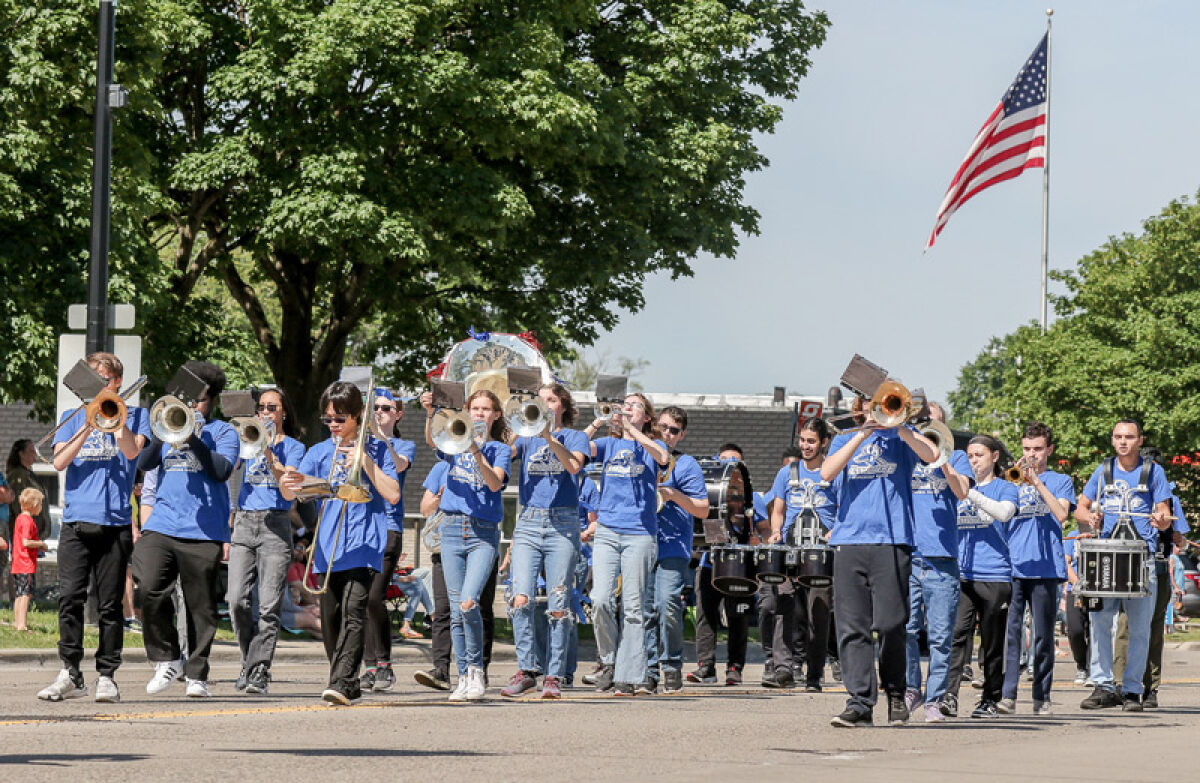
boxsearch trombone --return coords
[150,395,200,447]
[34,375,148,463]
[829,380,915,432]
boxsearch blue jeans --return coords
[906,555,960,703]
[644,557,689,678]
[440,515,499,675]
[590,524,657,684]
[1090,568,1157,695]
[395,577,433,623]
[509,507,579,678]
[567,544,589,677]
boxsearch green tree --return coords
[1,1,829,436]
[948,192,1200,518]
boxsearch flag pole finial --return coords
[1046,8,1054,17]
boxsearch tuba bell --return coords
[505,395,550,438]
[150,395,197,447]
[431,408,474,455]
[86,388,127,433]
[918,419,955,470]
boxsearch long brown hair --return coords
[540,382,578,428]
[467,389,511,443]
[628,393,661,440]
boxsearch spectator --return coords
[392,555,433,639]
[7,439,51,539]
[12,487,50,631]
[0,467,13,607]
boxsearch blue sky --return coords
[586,1,1200,411]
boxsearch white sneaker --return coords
[466,666,486,701]
[185,678,211,698]
[146,659,184,694]
[1074,669,1088,685]
[448,674,470,702]
[94,676,120,703]
[37,669,87,702]
[321,688,351,706]
[1032,700,1053,716]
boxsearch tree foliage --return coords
[948,193,1200,520]
[1,1,829,436]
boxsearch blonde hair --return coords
[19,486,44,512]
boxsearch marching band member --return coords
[642,406,708,695]
[904,402,971,722]
[689,443,753,687]
[134,361,238,699]
[501,383,589,700]
[227,387,306,696]
[280,381,400,705]
[583,393,669,696]
[412,460,452,691]
[419,388,511,702]
[998,422,1074,715]
[821,396,939,728]
[1062,535,1091,685]
[360,389,416,693]
[767,419,840,692]
[759,447,797,689]
[942,435,1018,718]
[1075,421,1174,711]
[38,352,149,704]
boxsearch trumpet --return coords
[594,401,618,422]
[918,419,955,470]
[656,454,677,512]
[505,394,551,438]
[1005,458,1032,484]
[232,416,273,461]
[150,395,199,447]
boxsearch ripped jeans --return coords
[510,507,579,678]
[440,515,499,675]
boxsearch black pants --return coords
[132,531,223,681]
[695,566,750,670]
[319,567,373,697]
[1002,578,1059,702]
[57,522,133,677]
[1064,590,1090,670]
[946,579,1011,704]
[431,553,497,675]
[798,584,833,685]
[758,581,797,674]
[833,544,911,713]
[363,530,404,666]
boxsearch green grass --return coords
[0,604,237,649]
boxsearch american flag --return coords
[925,34,1049,250]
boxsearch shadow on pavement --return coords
[229,748,498,758]
[0,753,150,766]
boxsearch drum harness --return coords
[1098,457,1154,548]
[788,462,830,548]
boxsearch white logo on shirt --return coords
[244,455,278,488]
[848,442,897,480]
[956,498,993,529]
[77,430,120,462]
[449,453,487,490]
[786,478,832,510]
[163,447,201,472]
[1016,484,1049,518]
[525,444,565,477]
[1100,479,1149,515]
[604,449,646,479]
[911,463,948,494]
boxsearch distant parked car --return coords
[1177,552,1200,619]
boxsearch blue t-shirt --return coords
[1008,471,1074,579]
[237,436,306,511]
[656,454,707,562]
[0,472,10,526]
[54,406,151,526]
[423,461,448,494]
[828,429,920,547]
[298,438,398,573]
[514,429,590,509]
[593,436,668,536]
[578,475,600,528]
[769,462,840,541]
[383,438,417,533]
[144,418,239,542]
[910,449,971,560]
[956,478,1019,582]
[437,441,512,525]
[1081,458,1172,549]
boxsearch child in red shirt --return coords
[12,487,48,632]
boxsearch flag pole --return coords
[1039,9,1053,334]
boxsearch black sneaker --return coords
[888,693,910,725]
[725,665,743,686]
[245,663,271,695]
[593,664,616,693]
[939,693,958,718]
[413,668,452,691]
[830,707,873,728]
[359,667,376,692]
[775,668,795,689]
[970,700,999,718]
[687,664,717,684]
[661,670,683,694]
[830,660,842,682]
[635,678,658,696]
[1143,690,1158,709]
[1080,686,1121,710]
[804,681,822,693]
[612,682,635,697]
[235,667,249,693]
[580,662,604,686]
[1122,693,1143,712]
[372,665,396,692]
[761,665,778,688]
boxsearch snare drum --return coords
[712,544,758,595]
[754,545,791,585]
[1076,537,1151,599]
[795,545,835,588]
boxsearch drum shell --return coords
[712,545,758,596]
[692,459,753,552]
[796,545,835,588]
[754,545,791,585]
[1075,538,1150,599]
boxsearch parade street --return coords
[2,642,1198,782]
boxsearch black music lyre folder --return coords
[431,380,466,410]
[219,390,256,418]
[595,374,628,403]
[166,365,210,406]
[839,354,888,400]
[62,360,108,403]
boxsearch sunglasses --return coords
[256,403,280,413]
[660,424,683,435]
[321,415,350,425]
[374,404,395,412]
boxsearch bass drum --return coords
[693,458,753,551]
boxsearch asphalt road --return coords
[2,644,1199,782]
